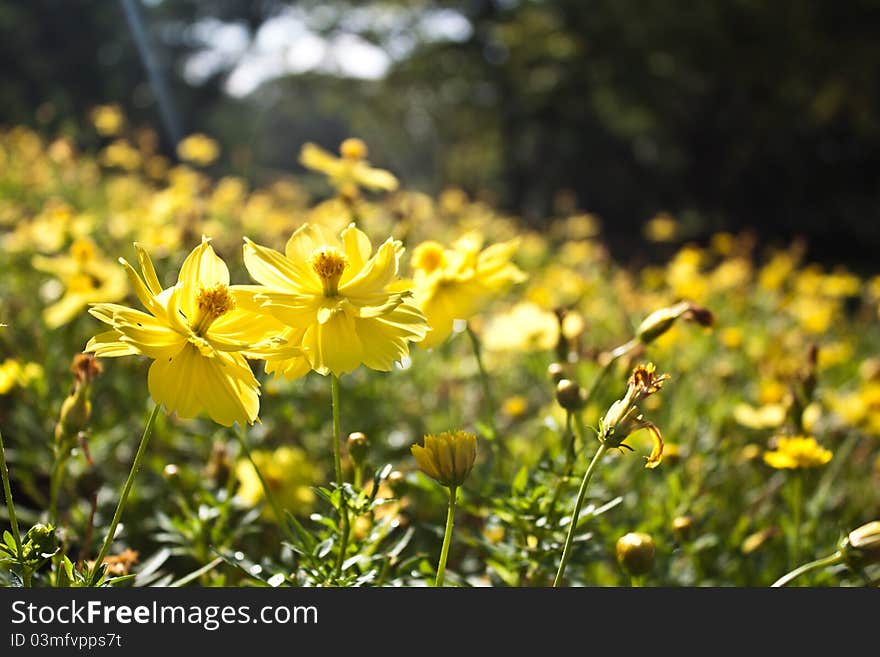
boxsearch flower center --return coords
[310,247,348,296]
[70,238,97,264]
[339,138,367,161]
[412,241,446,274]
[193,284,235,334]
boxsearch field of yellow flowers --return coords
[1,109,879,588]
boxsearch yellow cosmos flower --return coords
[32,237,128,329]
[299,138,398,198]
[409,232,527,349]
[85,237,288,427]
[763,436,832,470]
[242,222,429,378]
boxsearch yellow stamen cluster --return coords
[310,247,348,296]
[70,238,97,263]
[411,241,447,274]
[193,284,235,334]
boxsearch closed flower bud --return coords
[636,301,714,345]
[411,430,477,489]
[347,431,370,468]
[163,463,180,481]
[55,389,91,443]
[616,531,655,576]
[25,523,57,558]
[555,379,584,410]
[840,520,880,568]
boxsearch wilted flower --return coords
[411,430,477,489]
[598,363,670,468]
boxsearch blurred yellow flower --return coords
[733,402,787,429]
[85,237,288,426]
[90,104,125,137]
[235,446,321,518]
[410,232,527,349]
[99,139,141,171]
[763,436,832,469]
[643,212,679,242]
[481,301,558,353]
[32,237,128,329]
[176,133,220,167]
[299,138,398,198]
[243,222,428,378]
[0,359,42,395]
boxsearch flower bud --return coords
[672,515,694,542]
[24,523,58,558]
[163,464,181,481]
[386,469,407,497]
[636,301,714,345]
[555,379,584,410]
[840,520,880,568]
[347,431,370,468]
[616,531,655,576]
[411,430,477,489]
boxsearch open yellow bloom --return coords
[85,237,288,426]
[32,237,128,329]
[409,232,527,349]
[242,222,429,378]
[299,138,398,197]
[763,436,832,469]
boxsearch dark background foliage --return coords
[2,0,879,267]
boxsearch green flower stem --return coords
[771,551,843,587]
[553,442,609,587]
[235,426,296,545]
[465,325,497,439]
[331,375,350,579]
[435,485,458,587]
[88,403,160,585]
[0,429,25,571]
[581,339,638,407]
[791,471,803,567]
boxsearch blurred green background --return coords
[2,0,879,267]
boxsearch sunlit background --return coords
[2,0,879,265]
